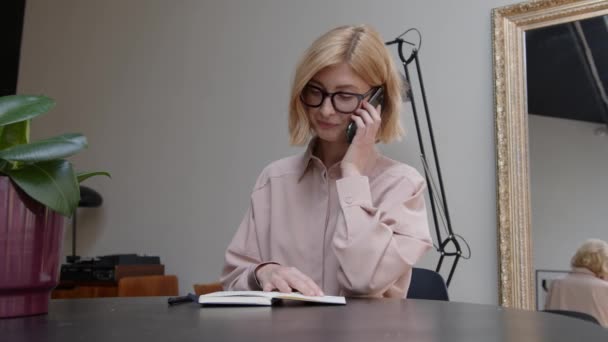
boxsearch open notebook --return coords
[198,291,346,306]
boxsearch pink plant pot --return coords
[0,176,65,318]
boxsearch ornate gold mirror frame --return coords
[492,0,608,310]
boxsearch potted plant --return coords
[0,95,109,318]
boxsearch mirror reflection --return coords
[525,14,608,310]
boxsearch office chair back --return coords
[543,309,600,325]
[406,267,449,301]
[193,282,223,295]
[118,275,179,297]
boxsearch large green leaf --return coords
[0,95,55,126]
[0,120,30,150]
[0,133,87,162]
[77,171,111,183]
[5,160,79,216]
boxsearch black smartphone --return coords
[346,87,384,143]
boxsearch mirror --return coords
[492,0,608,310]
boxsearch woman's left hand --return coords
[341,101,381,177]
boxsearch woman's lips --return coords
[316,120,341,129]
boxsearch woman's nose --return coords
[319,96,335,117]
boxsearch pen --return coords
[167,293,198,306]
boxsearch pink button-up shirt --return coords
[545,267,608,327]
[221,140,433,297]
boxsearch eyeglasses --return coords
[300,85,378,114]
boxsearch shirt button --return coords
[344,196,353,204]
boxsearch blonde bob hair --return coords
[571,239,608,278]
[289,25,406,145]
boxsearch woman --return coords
[220,25,432,298]
[545,239,608,326]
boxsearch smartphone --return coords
[346,87,384,143]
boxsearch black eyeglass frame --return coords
[300,84,380,114]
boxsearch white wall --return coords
[529,115,608,272]
[18,0,519,304]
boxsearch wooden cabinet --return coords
[52,264,165,299]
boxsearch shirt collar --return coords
[571,267,597,277]
[296,137,379,182]
[296,138,318,182]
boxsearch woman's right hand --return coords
[255,264,324,296]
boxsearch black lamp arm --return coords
[386,30,470,287]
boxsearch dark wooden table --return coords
[1,297,606,341]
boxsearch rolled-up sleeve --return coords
[332,167,432,297]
